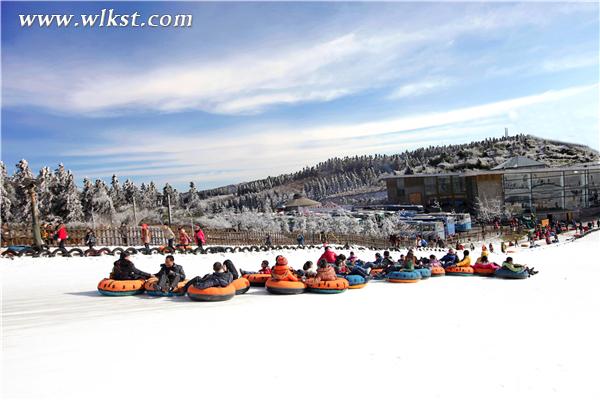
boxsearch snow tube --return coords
[416,268,431,279]
[187,283,236,302]
[306,278,349,294]
[495,268,529,279]
[232,277,250,295]
[265,279,306,295]
[431,265,445,277]
[370,268,384,276]
[143,278,189,296]
[387,271,421,283]
[473,263,499,276]
[98,278,145,296]
[243,273,270,287]
[345,274,367,289]
[445,265,474,276]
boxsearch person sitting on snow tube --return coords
[428,255,442,268]
[182,262,233,292]
[475,249,490,264]
[449,250,471,269]
[152,255,186,293]
[440,249,459,267]
[499,257,538,277]
[223,259,239,279]
[300,261,317,280]
[381,251,395,269]
[333,254,350,275]
[318,246,338,264]
[472,255,500,276]
[373,252,383,265]
[240,260,272,276]
[110,252,154,280]
[271,256,300,282]
[347,251,358,264]
[307,259,337,284]
[402,250,417,271]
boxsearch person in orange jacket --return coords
[270,255,299,282]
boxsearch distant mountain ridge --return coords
[198,134,599,210]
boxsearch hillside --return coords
[197,134,599,211]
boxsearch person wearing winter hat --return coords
[110,251,153,281]
[182,261,234,292]
[270,255,299,282]
[476,248,489,264]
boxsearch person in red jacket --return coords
[193,225,206,251]
[318,246,337,264]
[55,222,68,250]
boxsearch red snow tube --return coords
[473,263,498,276]
[232,278,250,295]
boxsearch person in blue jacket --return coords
[440,248,459,267]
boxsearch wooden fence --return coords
[0,224,518,250]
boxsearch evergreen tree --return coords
[1,162,15,223]
[12,159,35,222]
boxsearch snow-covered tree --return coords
[92,179,115,222]
[11,159,35,222]
[1,162,15,223]
[50,164,83,222]
[36,166,55,220]
[109,175,125,210]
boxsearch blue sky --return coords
[2,1,599,190]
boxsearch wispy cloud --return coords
[388,78,454,99]
[61,84,597,184]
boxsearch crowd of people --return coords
[107,240,542,296]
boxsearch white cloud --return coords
[388,78,454,99]
[3,2,594,116]
[64,84,597,185]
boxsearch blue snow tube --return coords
[388,270,421,283]
[416,268,431,279]
[495,268,529,279]
[345,274,367,288]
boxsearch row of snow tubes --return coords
[244,273,367,294]
[97,277,251,300]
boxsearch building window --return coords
[424,177,436,196]
[452,176,466,194]
[438,177,451,195]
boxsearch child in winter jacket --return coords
[270,256,299,282]
[178,227,192,247]
[240,260,272,276]
[194,225,206,249]
[84,229,96,249]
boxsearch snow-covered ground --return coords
[2,232,599,400]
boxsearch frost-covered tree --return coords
[109,175,125,210]
[141,182,159,209]
[92,179,115,222]
[80,178,95,221]
[36,166,55,220]
[1,162,15,223]
[50,164,83,222]
[122,179,140,205]
[11,159,35,222]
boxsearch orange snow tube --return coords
[98,278,145,296]
[143,278,189,296]
[445,265,474,276]
[306,278,349,294]
[265,278,306,295]
[243,274,271,287]
[431,265,445,277]
[187,283,236,302]
[232,277,250,295]
[370,268,384,276]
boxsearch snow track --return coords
[2,232,599,399]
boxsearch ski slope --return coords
[2,232,599,400]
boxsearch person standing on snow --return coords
[178,226,192,248]
[162,223,175,249]
[193,225,206,251]
[55,222,68,250]
[141,223,152,251]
